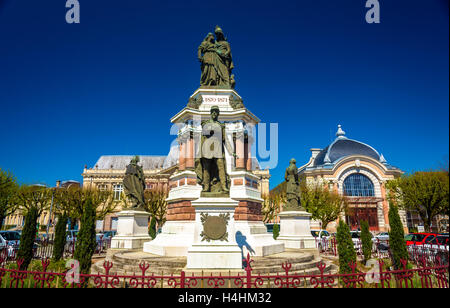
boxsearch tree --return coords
[262,191,285,223]
[387,171,449,232]
[360,220,372,263]
[388,204,408,270]
[52,187,117,263]
[300,181,348,229]
[0,169,19,230]
[336,220,356,275]
[73,196,97,279]
[17,207,39,270]
[52,213,68,262]
[15,185,52,270]
[144,189,168,227]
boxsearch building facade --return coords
[298,125,406,233]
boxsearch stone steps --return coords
[91,249,338,288]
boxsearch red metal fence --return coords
[0,254,448,288]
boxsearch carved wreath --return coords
[200,213,230,242]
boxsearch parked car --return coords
[408,234,449,265]
[99,230,117,240]
[0,232,20,258]
[0,234,6,250]
[311,230,331,252]
[66,230,79,242]
[350,230,377,253]
[404,233,437,246]
[265,223,275,233]
[0,231,21,247]
[374,232,389,242]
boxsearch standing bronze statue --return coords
[195,106,236,194]
[198,32,218,86]
[198,26,234,88]
[284,159,303,211]
[123,155,146,209]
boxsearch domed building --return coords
[298,125,407,232]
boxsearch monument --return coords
[277,159,316,249]
[143,26,283,268]
[111,156,152,249]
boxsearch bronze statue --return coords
[123,155,146,209]
[197,26,234,88]
[198,33,218,86]
[195,106,236,194]
[214,26,234,87]
[284,159,303,211]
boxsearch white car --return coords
[0,234,15,258]
[350,231,376,253]
[0,234,6,250]
[374,232,389,242]
[311,230,331,252]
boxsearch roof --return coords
[94,155,168,170]
[310,125,392,168]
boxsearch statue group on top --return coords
[198,26,235,88]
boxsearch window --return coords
[343,174,375,197]
[113,184,123,201]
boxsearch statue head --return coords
[290,158,296,165]
[204,32,215,43]
[210,105,220,121]
[131,155,140,165]
[214,25,226,41]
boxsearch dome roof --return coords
[313,125,383,167]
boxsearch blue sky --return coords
[0,0,448,189]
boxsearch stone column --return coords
[380,182,390,231]
[186,132,195,170]
[245,135,252,171]
[235,132,245,170]
[178,137,186,171]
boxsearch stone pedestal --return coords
[186,197,243,269]
[277,211,316,249]
[111,210,152,249]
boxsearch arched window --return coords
[343,173,375,197]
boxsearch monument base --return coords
[143,221,196,256]
[187,244,243,269]
[277,211,316,249]
[111,210,152,250]
[234,221,284,256]
[186,197,243,270]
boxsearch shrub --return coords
[73,197,97,278]
[337,220,356,275]
[53,214,68,262]
[388,204,408,270]
[149,216,157,239]
[16,207,39,270]
[273,224,280,239]
[360,220,372,263]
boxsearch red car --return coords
[404,233,438,246]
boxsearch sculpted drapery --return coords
[198,26,234,88]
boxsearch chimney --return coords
[310,148,322,160]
